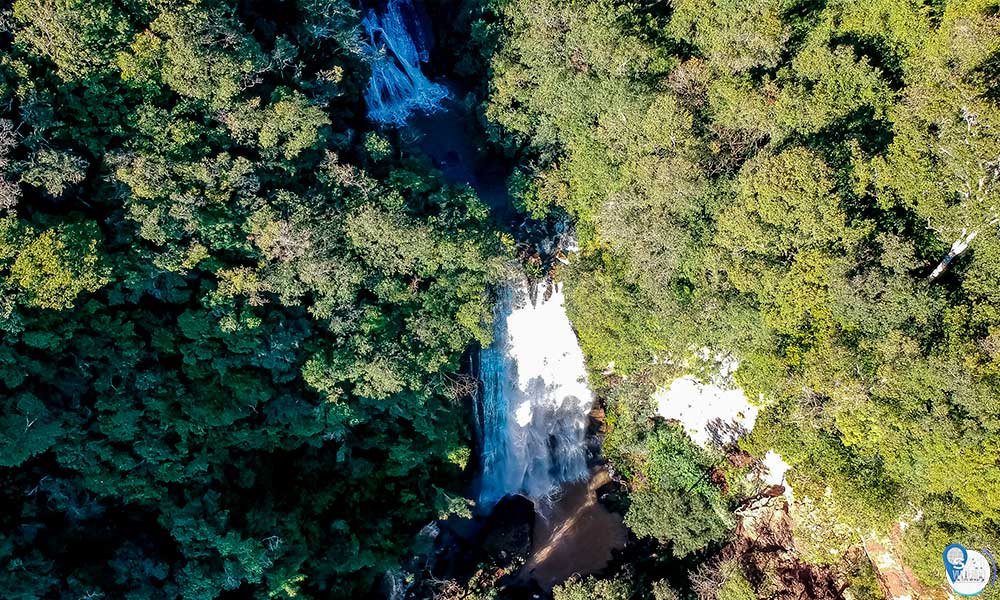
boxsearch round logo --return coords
[943,543,995,596]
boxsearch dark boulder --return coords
[480,494,535,568]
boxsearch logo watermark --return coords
[944,543,997,596]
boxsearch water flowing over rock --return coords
[361,0,448,125]
[477,277,594,509]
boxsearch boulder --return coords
[480,494,535,568]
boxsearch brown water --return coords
[519,467,628,590]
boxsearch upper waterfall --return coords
[478,277,594,509]
[361,0,448,125]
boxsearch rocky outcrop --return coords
[701,497,849,600]
[862,526,930,600]
[481,494,536,568]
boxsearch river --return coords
[362,0,627,593]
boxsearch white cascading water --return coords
[361,0,448,125]
[478,277,595,510]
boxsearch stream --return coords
[475,277,626,590]
[362,0,627,593]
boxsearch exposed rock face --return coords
[588,406,608,435]
[695,497,849,600]
[862,526,927,600]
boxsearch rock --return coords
[762,484,786,498]
[727,451,755,468]
[480,495,535,568]
[588,406,608,435]
[710,466,730,495]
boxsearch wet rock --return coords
[519,469,627,590]
[481,495,535,568]
[761,484,786,498]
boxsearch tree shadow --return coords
[829,32,906,91]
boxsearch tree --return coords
[20,148,88,196]
[119,4,268,107]
[488,0,1000,590]
[0,1,502,598]
[0,392,65,467]
[8,221,109,309]
[667,0,790,74]
[876,7,1000,282]
[13,0,134,79]
[624,425,733,557]
[553,575,631,600]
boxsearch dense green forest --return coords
[488,0,1000,596]
[0,0,504,597]
[1,0,999,598]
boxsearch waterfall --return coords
[478,277,594,510]
[361,0,448,126]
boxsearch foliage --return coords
[21,149,88,196]
[0,1,503,598]
[4,220,109,310]
[7,0,1000,594]
[715,562,756,600]
[787,491,861,566]
[489,0,1000,589]
[651,579,682,600]
[691,558,757,600]
[602,377,735,557]
[553,575,631,600]
[624,425,734,557]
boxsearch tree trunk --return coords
[928,230,977,283]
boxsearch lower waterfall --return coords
[361,0,448,125]
[477,277,595,509]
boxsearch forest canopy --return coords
[0,0,504,598]
[489,0,1000,592]
[2,0,1000,598]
